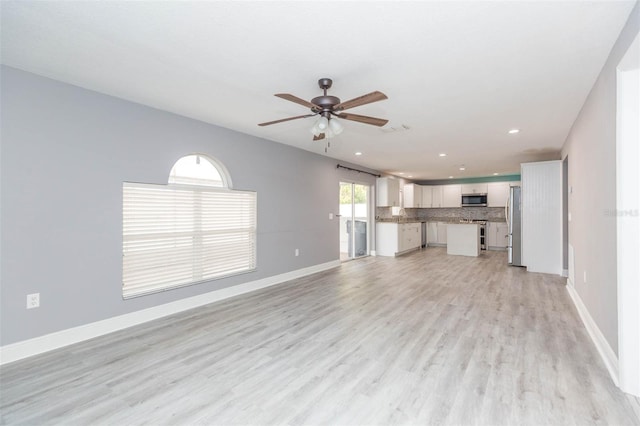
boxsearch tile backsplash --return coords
[376,206,506,222]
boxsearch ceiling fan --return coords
[258,78,389,141]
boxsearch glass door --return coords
[340,182,370,261]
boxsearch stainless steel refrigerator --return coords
[507,186,523,266]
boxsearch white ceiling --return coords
[1,1,635,180]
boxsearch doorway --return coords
[339,182,370,261]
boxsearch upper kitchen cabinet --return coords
[376,177,400,207]
[461,183,488,194]
[430,186,444,207]
[487,182,511,207]
[421,186,433,208]
[403,183,423,208]
[442,184,461,208]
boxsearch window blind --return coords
[122,182,257,298]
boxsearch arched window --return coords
[123,154,256,298]
[168,154,229,188]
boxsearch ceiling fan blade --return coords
[258,114,315,126]
[313,133,325,141]
[336,113,388,127]
[275,93,320,110]
[334,91,388,111]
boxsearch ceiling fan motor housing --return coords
[313,78,340,111]
[318,78,333,90]
[311,95,341,111]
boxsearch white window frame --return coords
[122,154,256,299]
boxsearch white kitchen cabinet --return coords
[487,182,511,207]
[487,221,509,249]
[461,183,488,194]
[487,222,497,248]
[495,223,509,248]
[442,185,461,208]
[436,222,448,245]
[400,222,421,252]
[376,222,421,256]
[376,177,400,207]
[431,186,443,208]
[427,222,438,244]
[428,185,463,208]
[403,183,423,208]
[422,186,433,207]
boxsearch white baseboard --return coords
[0,260,341,366]
[566,284,619,386]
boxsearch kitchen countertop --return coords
[376,219,425,223]
[426,217,462,223]
[377,218,507,223]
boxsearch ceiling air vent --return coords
[380,124,411,133]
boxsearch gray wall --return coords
[560,2,639,355]
[0,66,378,346]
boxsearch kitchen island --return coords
[446,223,481,257]
[376,221,422,257]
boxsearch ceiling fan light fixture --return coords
[310,121,322,136]
[317,116,329,131]
[329,117,344,135]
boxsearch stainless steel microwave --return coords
[461,193,487,207]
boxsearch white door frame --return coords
[339,181,372,260]
[616,32,640,397]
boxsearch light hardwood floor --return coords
[2,248,639,425]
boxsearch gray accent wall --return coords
[0,66,379,346]
[561,2,639,356]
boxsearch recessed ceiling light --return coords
[449,176,454,179]
[355,152,362,156]
[398,172,404,175]
[508,129,520,134]
[439,153,447,157]
[408,175,413,178]
[493,172,499,175]
[459,167,465,171]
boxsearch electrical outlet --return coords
[295,248,299,257]
[329,213,334,220]
[27,293,40,309]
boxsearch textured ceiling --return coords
[1,1,636,180]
